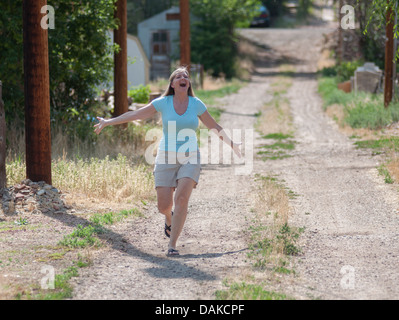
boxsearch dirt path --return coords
[71,15,399,301]
[242,25,399,299]
[70,44,273,301]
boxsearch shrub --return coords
[345,98,399,130]
[190,0,261,78]
[128,85,151,103]
[335,60,364,82]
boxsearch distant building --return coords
[102,31,150,90]
[138,6,181,80]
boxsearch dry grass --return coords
[5,122,157,206]
[256,65,294,137]
[248,174,301,272]
[387,155,399,182]
[253,174,292,241]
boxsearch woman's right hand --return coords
[93,117,108,135]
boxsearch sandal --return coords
[164,223,171,238]
[167,248,180,256]
[164,211,173,238]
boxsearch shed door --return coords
[150,30,170,80]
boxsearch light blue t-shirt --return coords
[151,95,207,152]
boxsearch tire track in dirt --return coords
[70,45,273,300]
[247,25,399,299]
[71,22,399,300]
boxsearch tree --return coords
[384,0,394,107]
[190,0,261,78]
[262,0,287,17]
[360,0,398,107]
[0,81,5,188]
[48,0,118,130]
[0,0,118,135]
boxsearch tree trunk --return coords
[113,0,128,120]
[0,81,6,189]
[385,0,394,108]
[180,0,191,69]
[23,0,52,184]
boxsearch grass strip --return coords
[59,208,142,249]
[215,281,289,300]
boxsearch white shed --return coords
[138,6,181,80]
[101,31,150,90]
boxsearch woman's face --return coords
[171,71,190,94]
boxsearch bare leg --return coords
[169,177,196,250]
[156,187,174,236]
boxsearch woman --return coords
[94,67,241,256]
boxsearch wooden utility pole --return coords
[113,0,128,118]
[23,0,52,184]
[385,0,394,108]
[0,81,6,189]
[338,0,343,62]
[179,0,191,69]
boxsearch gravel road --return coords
[70,15,399,300]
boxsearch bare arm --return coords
[94,103,157,135]
[199,110,242,157]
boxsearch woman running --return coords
[94,66,241,256]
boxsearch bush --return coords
[0,0,118,132]
[128,85,150,103]
[345,98,399,130]
[317,77,354,109]
[190,0,261,78]
[318,75,399,130]
[335,60,364,82]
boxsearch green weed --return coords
[59,208,141,249]
[215,281,289,300]
[196,81,243,106]
[354,137,399,152]
[378,164,394,184]
[58,225,102,249]
[257,132,296,161]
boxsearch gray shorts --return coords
[153,151,201,189]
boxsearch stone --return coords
[0,180,73,215]
[354,62,382,94]
[15,193,25,200]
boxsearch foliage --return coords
[0,1,24,122]
[48,0,118,128]
[345,97,399,129]
[317,77,354,109]
[336,60,364,82]
[350,0,386,68]
[215,281,289,300]
[59,208,142,248]
[128,85,151,103]
[0,0,118,136]
[261,0,287,17]
[190,0,262,78]
[297,0,313,18]
[318,75,399,129]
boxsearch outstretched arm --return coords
[199,110,242,158]
[94,103,157,135]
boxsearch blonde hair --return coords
[162,66,196,97]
